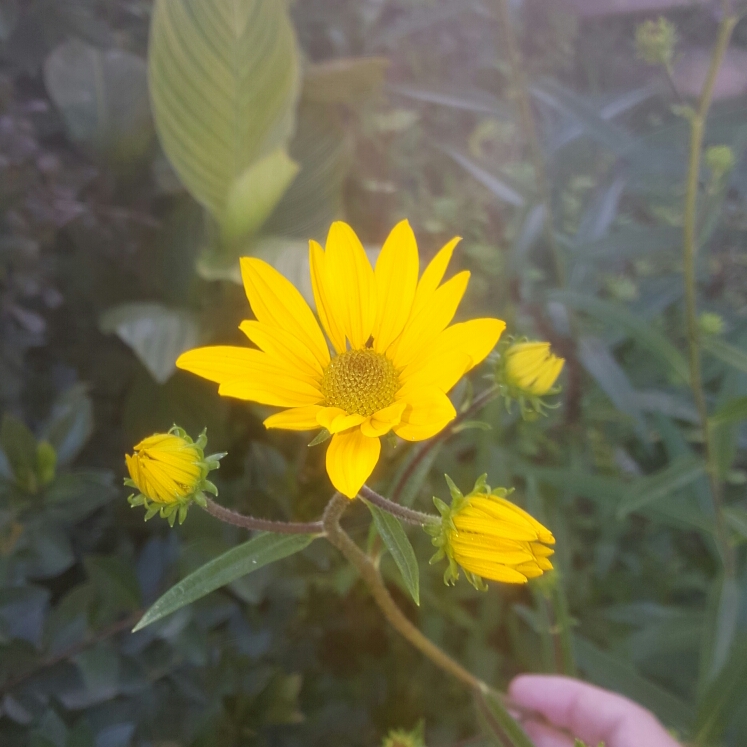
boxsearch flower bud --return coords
[381,721,425,747]
[426,475,555,591]
[699,311,725,336]
[124,426,225,525]
[495,339,564,416]
[705,145,735,181]
[635,17,677,68]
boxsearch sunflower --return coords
[176,220,505,498]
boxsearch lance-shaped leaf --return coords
[364,500,420,606]
[133,532,316,631]
[148,0,301,219]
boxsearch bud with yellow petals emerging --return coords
[124,426,225,525]
[426,475,555,591]
[495,339,564,417]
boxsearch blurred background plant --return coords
[1,0,747,745]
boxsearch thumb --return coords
[509,675,682,747]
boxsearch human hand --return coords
[508,675,683,747]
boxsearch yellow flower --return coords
[428,475,554,589]
[124,426,224,525]
[177,220,505,499]
[503,341,564,397]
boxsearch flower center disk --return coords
[321,348,399,417]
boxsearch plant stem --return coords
[494,0,564,287]
[323,493,487,692]
[359,485,440,526]
[202,497,324,535]
[682,13,737,577]
[323,493,553,744]
[390,385,500,504]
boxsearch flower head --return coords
[427,475,555,590]
[177,220,505,498]
[124,426,224,525]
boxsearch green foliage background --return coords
[1,0,747,745]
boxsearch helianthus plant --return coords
[127,220,563,747]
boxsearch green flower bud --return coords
[705,145,735,180]
[699,312,725,336]
[635,17,677,68]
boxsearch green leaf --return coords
[0,413,38,489]
[303,57,389,103]
[133,532,316,631]
[550,291,690,383]
[262,102,349,240]
[577,336,648,440]
[695,637,747,743]
[44,39,153,167]
[99,303,201,384]
[440,146,525,207]
[574,636,692,731]
[476,690,535,747]
[364,500,420,606]
[148,0,301,219]
[388,83,507,116]
[699,575,741,689]
[702,335,747,374]
[725,506,747,540]
[531,80,634,155]
[709,395,747,428]
[40,384,94,467]
[222,147,299,243]
[617,455,706,518]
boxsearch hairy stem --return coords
[203,497,324,535]
[494,0,564,286]
[360,485,440,526]
[682,13,737,577]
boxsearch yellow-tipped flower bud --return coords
[427,475,555,591]
[124,426,225,525]
[495,339,564,417]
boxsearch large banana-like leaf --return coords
[148,0,301,219]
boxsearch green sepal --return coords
[308,429,331,447]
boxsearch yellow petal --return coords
[326,428,381,499]
[310,240,346,354]
[457,557,529,584]
[240,320,324,379]
[264,406,326,431]
[399,318,505,396]
[389,271,470,369]
[125,452,139,484]
[240,257,329,368]
[410,236,460,319]
[393,386,456,441]
[360,400,407,438]
[373,219,419,353]
[316,407,366,434]
[514,561,548,578]
[176,346,322,405]
[323,221,376,349]
[219,376,322,407]
[450,536,534,565]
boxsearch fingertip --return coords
[523,722,574,747]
